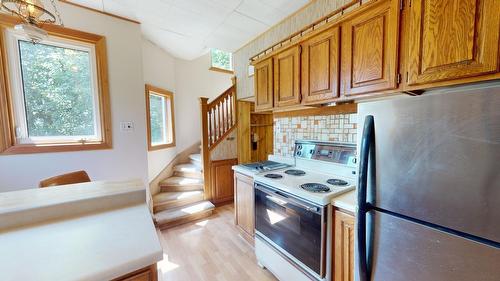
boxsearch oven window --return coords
[255,185,324,275]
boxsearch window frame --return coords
[209,48,234,74]
[145,84,176,151]
[0,14,112,154]
[6,32,102,145]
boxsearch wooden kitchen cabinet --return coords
[251,0,500,110]
[333,209,355,281]
[234,172,255,242]
[210,158,238,204]
[254,58,274,111]
[301,26,340,105]
[112,265,157,281]
[274,45,301,107]
[406,0,500,86]
[341,0,400,97]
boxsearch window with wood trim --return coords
[145,85,175,151]
[0,15,111,154]
[210,49,233,74]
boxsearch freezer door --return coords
[363,211,500,281]
[358,86,500,242]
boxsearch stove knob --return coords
[297,151,302,156]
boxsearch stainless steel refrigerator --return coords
[355,84,500,281]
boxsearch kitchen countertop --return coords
[232,165,259,177]
[331,190,357,214]
[0,180,163,281]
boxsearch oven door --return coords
[254,182,326,277]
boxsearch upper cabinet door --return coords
[341,0,400,96]
[274,46,301,107]
[301,27,340,105]
[254,58,274,111]
[407,0,500,86]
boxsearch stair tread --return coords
[160,176,203,186]
[153,190,204,205]
[154,201,214,223]
[189,154,201,162]
[174,163,202,173]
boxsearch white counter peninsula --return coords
[0,180,163,281]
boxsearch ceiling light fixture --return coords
[0,0,63,43]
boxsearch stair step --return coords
[174,163,202,173]
[189,153,201,163]
[153,190,204,213]
[154,201,215,229]
[160,176,204,192]
[174,163,203,179]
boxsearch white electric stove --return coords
[253,162,356,206]
[254,140,357,281]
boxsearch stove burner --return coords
[264,173,283,179]
[327,178,349,186]
[300,183,330,193]
[284,169,306,176]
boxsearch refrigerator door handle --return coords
[357,115,375,281]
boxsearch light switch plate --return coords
[120,121,134,132]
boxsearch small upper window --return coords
[145,85,175,151]
[0,24,111,154]
[210,49,233,73]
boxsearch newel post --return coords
[199,97,211,201]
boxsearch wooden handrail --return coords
[201,84,237,151]
[199,79,238,201]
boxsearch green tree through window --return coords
[19,40,95,137]
[149,94,166,144]
[211,49,233,71]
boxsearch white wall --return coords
[142,39,178,181]
[142,44,232,181]
[0,4,234,190]
[174,53,233,153]
[0,3,149,191]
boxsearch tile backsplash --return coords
[274,114,358,157]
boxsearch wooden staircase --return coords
[152,80,237,229]
[153,152,215,229]
[199,82,237,202]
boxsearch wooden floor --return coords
[156,204,277,281]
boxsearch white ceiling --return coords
[66,0,310,60]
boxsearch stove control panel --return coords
[295,141,356,166]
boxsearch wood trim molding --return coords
[199,97,211,201]
[145,84,176,151]
[273,102,357,118]
[208,125,237,152]
[250,0,371,64]
[209,66,234,75]
[111,264,158,281]
[234,0,316,54]
[59,0,141,25]
[0,14,112,155]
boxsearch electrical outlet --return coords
[120,121,134,132]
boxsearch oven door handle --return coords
[255,184,320,213]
